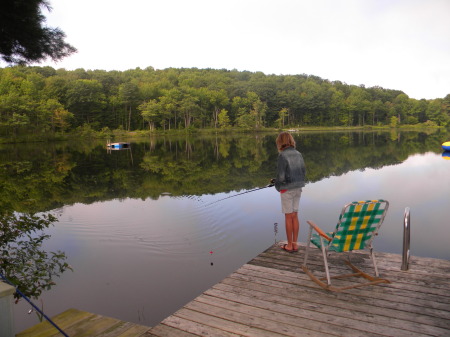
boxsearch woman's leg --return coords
[281,188,301,251]
[285,212,299,250]
[290,188,302,250]
[285,213,294,250]
[292,212,299,250]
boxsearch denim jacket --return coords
[275,147,306,192]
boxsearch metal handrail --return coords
[401,207,411,271]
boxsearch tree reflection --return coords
[0,130,446,214]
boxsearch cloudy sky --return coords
[33,0,450,100]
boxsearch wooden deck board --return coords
[18,243,450,337]
[216,268,448,336]
[16,309,150,337]
[149,243,450,337]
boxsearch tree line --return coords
[1,66,449,137]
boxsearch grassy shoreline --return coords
[0,125,447,144]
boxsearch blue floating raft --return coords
[442,142,450,151]
[107,142,130,150]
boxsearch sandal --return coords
[281,244,294,253]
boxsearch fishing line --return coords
[205,183,274,207]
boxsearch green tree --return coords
[347,87,372,126]
[0,92,31,136]
[42,75,69,105]
[118,82,140,131]
[329,89,346,126]
[5,112,30,136]
[66,79,106,128]
[0,212,72,301]
[231,96,250,127]
[276,108,289,128]
[206,89,229,128]
[426,99,448,126]
[218,109,230,128]
[159,92,179,130]
[1,65,448,135]
[251,98,267,128]
[179,94,200,128]
[410,99,429,123]
[372,99,388,125]
[233,92,261,128]
[298,80,327,125]
[390,116,398,127]
[393,93,411,125]
[38,98,73,132]
[443,94,450,115]
[138,99,161,131]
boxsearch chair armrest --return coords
[307,221,332,241]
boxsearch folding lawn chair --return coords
[302,199,390,292]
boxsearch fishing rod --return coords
[0,272,69,337]
[206,183,274,206]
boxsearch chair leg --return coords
[320,237,331,285]
[303,243,390,291]
[302,226,313,267]
[369,247,379,277]
[302,227,332,286]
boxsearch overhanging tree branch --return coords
[0,0,76,65]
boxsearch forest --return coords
[0,65,449,138]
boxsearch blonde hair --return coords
[276,132,296,152]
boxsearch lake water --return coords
[4,130,450,332]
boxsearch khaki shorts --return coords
[280,188,302,214]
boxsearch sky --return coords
[27,0,450,100]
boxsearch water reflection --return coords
[6,130,450,333]
[0,130,446,213]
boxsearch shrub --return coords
[0,212,71,301]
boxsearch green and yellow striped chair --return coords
[302,200,390,292]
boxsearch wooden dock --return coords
[18,243,450,336]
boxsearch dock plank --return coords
[141,324,198,337]
[148,244,450,337]
[16,309,96,337]
[19,243,450,337]
[193,293,378,337]
[214,269,449,336]
[16,309,151,337]
[159,315,241,337]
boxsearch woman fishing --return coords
[272,132,306,253]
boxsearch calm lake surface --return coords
[4,130,450,332]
